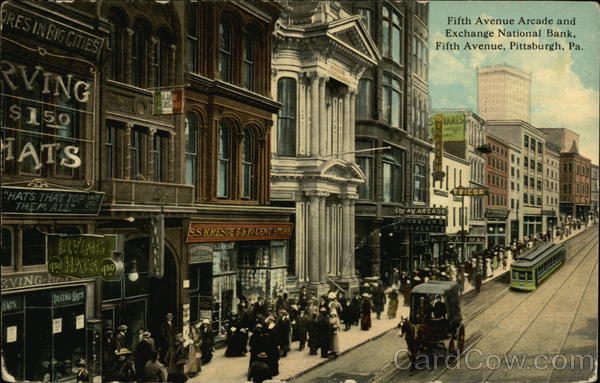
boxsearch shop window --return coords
[383,148,404,202]
[218,19,233,82]
[1,228,13,267]
[185,113,199,185]
[242,128,254,198]
[217,121,231,198]
[22,227,45,266]
[413,163,426,202]
[187,5,198,73]
[276,77,297,157]
[357,78,373,120]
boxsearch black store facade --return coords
[485,208,510,248]
[185,211,293,337]
[1,2,107,381]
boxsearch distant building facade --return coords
[538,127,580,153]
[508,143,523,243]
[477,65,531,123]
[559,143,592,222]
[485,134,510,248]
[543,142,561,231]
[591,164,599,219]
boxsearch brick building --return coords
[484,133,510,247]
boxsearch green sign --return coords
[429,113,465,142]
[47,234,120,280]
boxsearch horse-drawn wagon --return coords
[398,281,465,366]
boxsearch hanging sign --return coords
[394,207,448,216]
[149,214,165,278]
[451,187,489,196]
[153,89,184,114]
[1,187,104,215]
[432,114,445,181]
[47,234,120,280]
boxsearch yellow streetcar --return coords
[510,243,566,291]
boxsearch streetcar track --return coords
[431,230,598,383]
[481,237,598,382]
[543,257,598,383]
[369,228,598,383]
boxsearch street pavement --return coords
[190,225,590,383]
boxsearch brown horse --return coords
[398,316,420,370]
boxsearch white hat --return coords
[441,272,447,276]
[414,276,421,281]
[328,292,336,299]
[230,327,237,332]
[202,319,210,325]
[268,322,275,330]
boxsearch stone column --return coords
[319,76,328,156]
[349,90,357,162]
[341,199,351,278]
[168,131,176,183]
[124,123,132,179]
[310,73,320,157]
[319,196,327,282]
[148,128,157,181]
[343,90,351,161]
[125,28,134,84]
[298,76,306,156]
[308,195,320,284]
[349,200,357,277]
[169,44,177,86]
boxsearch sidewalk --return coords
[190,226,591,383]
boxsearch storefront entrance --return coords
[101,237,177,350]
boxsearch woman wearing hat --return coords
[386,285,399,319]
[186,325,202,377]
[328,310,341,357]
[360,293,372,331]
[113,348,136,382]
[199,320,214,365]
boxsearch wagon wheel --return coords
[457,325,465,355]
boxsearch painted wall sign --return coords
[451,187,489,196]
[541,210,556,216]
[1,186,104,215]
[1,271,82,291]
[1,59,91,172]
[47,234,119,280]
[428,113,465,142]
[153,89,184,114]
[394,207,448,216]
[448,235,486,244]
[393,218,447,233]
[1,2,104,59]
[1,295,22,313]
[432,114,445,181]
[187,223,294,243]
[52,287,85,307]
[189,244,214,264]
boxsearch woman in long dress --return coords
[186,325,202,377]
[387,286,399,319]
[329,310,341,357]
[360,294,372,331]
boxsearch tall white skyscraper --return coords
[477,65,531,123]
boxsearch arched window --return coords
[131,20,150,87]
[187,5,198,73]
[242,28,256,90]
[276,77,297,156]
[185,113,199,185]
[156,28,174,87]
[218,19,232,82]
[152,36,161,88]
[107,8,126,82]
[217,121,231,198]
[242,129,254,198]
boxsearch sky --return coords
[429,1,599,164]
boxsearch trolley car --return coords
[510,243,566,291]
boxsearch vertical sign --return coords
[149,214,165,278]
[153,89,183,114]
[433,114,445,181]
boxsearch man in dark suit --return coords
[158,313,175,360]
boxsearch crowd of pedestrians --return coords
[101,313,214,383]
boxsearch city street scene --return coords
[1,1,598,383]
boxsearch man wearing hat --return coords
[158,313,175,361]
[307,312,320,355]
[317,307,330,358]
[275,310,291,357]
[75,359,89,383]
[360,293,373,330]
[102,329,115,380]
[113,348,136,382]
[134,331,156,380]
[113,325,128,353]
[165,333,187,376]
